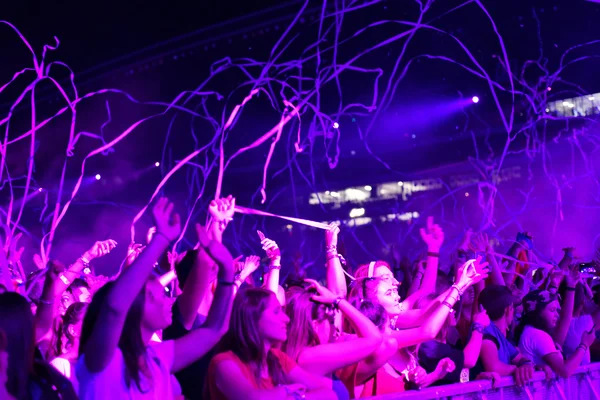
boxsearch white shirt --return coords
[564,315,593,365]
[50,357,79,394]
[518,326,560,366]
[76,340,180,400]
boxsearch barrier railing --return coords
[370,362,600,399]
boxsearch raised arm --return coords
[391,257,489,348]
[176,224,219,330]
[35,261,64,343]
[543,328,594,378]
[83,198,181,373]
[172,226,235,373]
[471,232,505,286]
[259,234,281,298]
[295,279,382,376]
[462,306,489,368]
[417,216,444,296]
[553,267,578,346]
[207,195,235,243]
[234,255,260,294]
[324,224,347,298]
[54,239,117,297]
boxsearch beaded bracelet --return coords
[471,322,485,334]
[333,297,343,310]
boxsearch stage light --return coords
[349,208,365,218]
[547,87,552,91]
[95,174,101,181]
[38,188,43,192]
[562,101,569,106]
[472,96,480,104]
[465,192,470,197]
[589,96,595,101]
[364,185,372,191]
[155,161,160,167]
[545,108,550,112]
[333,122,339,129]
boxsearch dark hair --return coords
[80,280,150,392]
[349,297,387,331]
[514,291,558,342]
[0,283,7,293]
[175,249,198,290]
[0,292,35,399]
[67,278,90,294]
[52,302,88,359]
[221,288,287,386]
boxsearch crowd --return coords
[0,195,599,400]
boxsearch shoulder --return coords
[271,348,298,373]
[210,351,239,367]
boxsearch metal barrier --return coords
[369,362,600,399]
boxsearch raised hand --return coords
[419,216,444,252]
[241,255,261,277]
[46,260,66,283]
[304,278,338,304]
[260,237,281,265]
[455,256,489,292]
[325,223,340,248]
[84,239,118,261]
[152,197,181,242]
[209,195,236,224]
[472,305,491,327]
[125,243,144,267]
[470,232,491,254]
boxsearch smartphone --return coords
[257,230,266,241]
[580,262,596,275]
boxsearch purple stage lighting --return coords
[472,96,480,104]
[155,161,160,167]
[95,174,101,181]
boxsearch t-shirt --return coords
[50,357,79,394]
[564,315,593,365]
[417,340,465,385]
[206,349,297,400]
[76,340,181,400]
[471,322,519,379]
[518,326,559,367]
[483,322,519,365]
[162,300,208,399]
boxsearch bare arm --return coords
[286,366,337,400]
[295,295,382,376]
[176,247,217,330]
[173,234,235,373]
[480,340,517,376]
[35,261,63,343]
[553,272,577,346]
[83,198,180,373]
[324,224,347,298]
[542,349,586,378]
[54,240,117,297]
[463,331,483,368]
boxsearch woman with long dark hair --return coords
[207,287,337,400]
[49,302,88,392]
[77,198,235,399]
[516,285,594,377]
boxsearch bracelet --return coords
[326,245,337,252]
[442,301,454,310]
[471,322,485,334]
[577,343,589,352]
[264,264,281,273]
[451,284,464,297]
[60,275,71,286]
[427,251,440,258]
[332,297,343,310]
[80,255,91,265]
[39,298,54,306]
[566,287,576,292]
